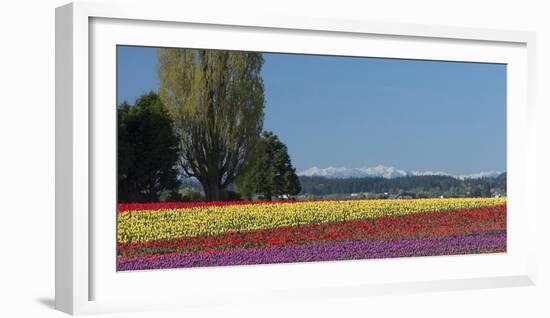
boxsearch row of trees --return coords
[299,173,506,198]
[118,48,301,202]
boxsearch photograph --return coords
[115,46,507,271]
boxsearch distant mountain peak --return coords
[456,171,503,180]
[297,165,502,179]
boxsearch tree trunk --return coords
[209,186,221,202]
[201,178,222,202]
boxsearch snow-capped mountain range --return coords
[297,165,502,180]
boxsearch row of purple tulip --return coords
[117,230,506,271]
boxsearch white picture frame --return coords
[55,1,538,315]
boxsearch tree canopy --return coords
[237,131,301,200]
[157,48,265,201]
[117,92,180,202]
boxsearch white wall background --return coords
[0,0,548,317]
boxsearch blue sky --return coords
[117,46,506,175]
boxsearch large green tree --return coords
[117,92,180,202]
[157,48,265,201]
[237,131,301,200]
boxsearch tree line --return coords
[118,49,301,203]
[299,173,506,198]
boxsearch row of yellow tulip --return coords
[117,198,506,244]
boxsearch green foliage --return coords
[161,189,184,202]
[117,92,180,203]
[221,190,242,201]
[299,173,507,198]
[180,187,205,201]
[157,48,265,201]
[237,131,301,200]
[161,187,205,202]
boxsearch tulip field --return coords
[116,198,506,271]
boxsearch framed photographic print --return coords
[115,46,508,271]
[56,1,538,315]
